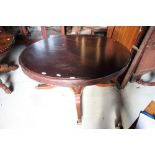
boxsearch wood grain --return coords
[111,26,141,51]
[144,101,155,117]
[134,28,155,76]
[120,27,154,88]
[107,26,115,38]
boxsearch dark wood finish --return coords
[106,26,144,88]
[107,26,115,38]
[111,26,141,51]
[0,31,14,55]
[19,35,131,123]
[120,27,154,88]
[132,27,155,85]
[19,36,131,85]
[120,27,149,88]
[134,28,155,77]
[133,27,149,48]
[0,31,17,93]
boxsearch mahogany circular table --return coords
[19,35,131,123]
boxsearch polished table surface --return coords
[19,35,130,86]
[19,35,131,123]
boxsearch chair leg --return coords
[0,64,18,94]
[0,79,12,94]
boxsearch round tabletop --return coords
[19,35,131,86]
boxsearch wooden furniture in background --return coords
[117,26,155,87]
[120,26,151,88]
[65,26,107,36]
[0,31,18,93]
[133,27,155,86]
[106,26,151,88]
[41,26,48,39]
[19,26,65,45]
[19,26,28,36]
[107,26,115,38]
[110,26,141,51]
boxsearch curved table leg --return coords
[72,86,84,124]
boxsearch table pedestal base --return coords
[36,84,84,124]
